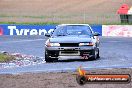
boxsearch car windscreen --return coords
[52,25,92,37]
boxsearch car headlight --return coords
[46,42,60,47]
[50,43,60,46]
[79,42,94,46]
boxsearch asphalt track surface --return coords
[0,36,132,74]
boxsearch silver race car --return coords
[45,24,100,62]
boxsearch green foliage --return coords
[0,54,15,62]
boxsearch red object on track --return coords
[0,27,3,35]
[117,4,129,14]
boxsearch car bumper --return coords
[45,46,96,59]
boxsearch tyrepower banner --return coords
[0,24,102,36]
[0,25,56,35]
[102,25,132,37]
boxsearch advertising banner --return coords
[0,25,56,35]
[102,25,132,37]
[0,24,102,36]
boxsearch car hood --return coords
[49,35,92,43]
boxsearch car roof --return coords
[56,24,93,32]
[57,24,90,26]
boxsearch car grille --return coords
[59,50,80,56]
[60,43,79,47]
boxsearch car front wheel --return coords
[90,49,99,60]
[97,48,100,58]
[45,52,53,62]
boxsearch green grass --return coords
[0,21,131,25]
[0,14,71,19]
[0,14,45,19]
[0,14,132,25]
[0,54,15,63]
[0,22,58,25]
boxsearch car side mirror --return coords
[45,33,51,37]
[93,32,100,36]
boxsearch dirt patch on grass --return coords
[0,68,132,88]
[0,0,132,24]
